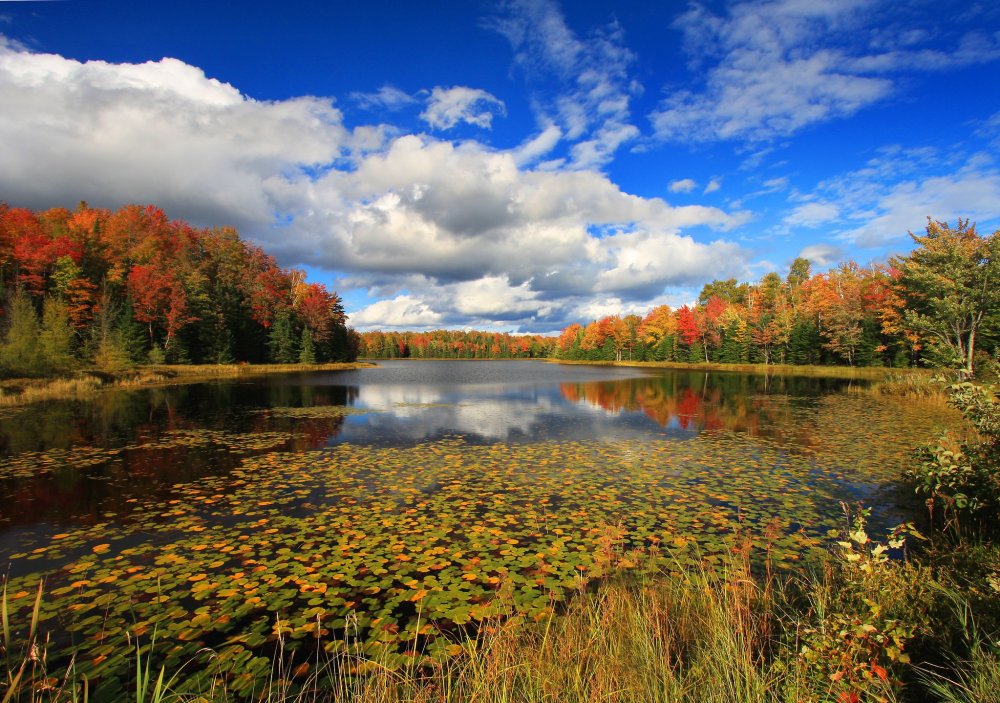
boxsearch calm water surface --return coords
[1,360,853,538]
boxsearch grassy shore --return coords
[548,358,938,380]
[0,362,375,407]
[4,521,997,703]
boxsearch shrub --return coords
[907,382,1000,528]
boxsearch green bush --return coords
[907,382,1000,527]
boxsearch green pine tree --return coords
[0,292,43,376]
[299,328,316,364]
[38,297,76,373]
[268,311,298,364]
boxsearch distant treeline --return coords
[359,330,556,359]
[0,202,359,377]
[554,220,999,376]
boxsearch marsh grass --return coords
[0,363,373,407]
[0,377,103,407]
[5,526,966,703]
[848,372,956,403]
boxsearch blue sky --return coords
[1,0,999,333]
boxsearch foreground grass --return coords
[0,362,374,406]
[4,519,997,703]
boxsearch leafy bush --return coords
[796,509,934,703]
[907,382,1000,527]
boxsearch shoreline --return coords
[0,361,376,407]
[545,358,937,380]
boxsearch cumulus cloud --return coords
[0,40,752,333]
[652,0,1000,143]
[703,178,721,194]
[349,295,443,328]
[668,178,697,193]
[299,135,750,289]
[420,86,506,130]
[488,0,641,169]
[798,243,843,267]
[0,41,347,231]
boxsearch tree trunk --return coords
[966,326,976,377]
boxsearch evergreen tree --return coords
[655,334,675,362]
[38,297,76,372]
[687,341,704,363]
[299,328,316,364]
[92,299,134,371]
[268,311,298,363]
[0,292,42,376]
[787,320,821,365]
[119,299,150,364]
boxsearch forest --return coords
[0,202,359,377]
[359,329,556,359]
[2,204,997,380]
[552,219,999,376]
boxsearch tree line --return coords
[358,330,556,359]
[554,220,998,376]
[0,202,359,377]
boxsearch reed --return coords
[847,371,952,403]
[0,377,103,407]
[0,362,374,407]
[0,542,896,703]
[3,519,996,703]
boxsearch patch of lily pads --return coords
[0,429,295,480]
[252,406,381,419]
[0,392,958,697]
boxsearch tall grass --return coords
[0,362,374,407]
[846,371,958,403]
[4,518,997,702]
[0,378,103,407]
[0,539,912,703]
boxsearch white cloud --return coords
[839,169,1000,246]
[420,86,506,130]
[512,124,562,165]
[0,41,753,333]
[783,201,839,227]
[789,146,1000,247]
[451,276,547,318]
[489,0,641,168]
[0,41,347,230]
[668,178,697,194]
[350,295,443,328]
[351,84,418,111]
[798,243,842,267]
[652,0,1000,143]
[704,178,721,194]
[593,229,747,296]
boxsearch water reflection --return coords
[1,361,850,533]
[558,373,836,444]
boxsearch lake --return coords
[0,360,955,693]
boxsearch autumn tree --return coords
[891,218,1000,376]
